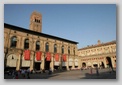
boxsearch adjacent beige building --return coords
[4,11,79,72]
[78,40,116,69]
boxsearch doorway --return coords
[34,62,41,70]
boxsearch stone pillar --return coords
[41,52,45,70]
[16,54,21,70]
[4,51,7,70]
[78,57,81,69]
[97,61,100,68]
[66,55,69,70]
[104,57,108,68]
[30,51,34,71]
[59,54,62,70]
[50,53,54,72]
[72,58,75,69]
[111,56,115,68]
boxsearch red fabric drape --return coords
[24,50,30,60]
[46,52,51,61]
[63,54,66,62]
[36,51,42,61]
[55,53,59,61]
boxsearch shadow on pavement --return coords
[4,70,68,79]
[80,70,116,79]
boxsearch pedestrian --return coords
[21,69,26,78]
[48,68,52,75]
[12,70,15,79]
[27,72,30,79]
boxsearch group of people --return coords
[11,69,31,79]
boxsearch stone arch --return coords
[54,43,57,53]
[10,36,17,48]
[36,40,40,51]
[6,53,18,68]
[106,56,112,68]
[82,62,86,69]
[45,42,49,52]
[24,38,29,49]
[69,58,73,69]
[106,56,114,71]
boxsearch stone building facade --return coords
[4,11,79,72]
[78,40,116,69]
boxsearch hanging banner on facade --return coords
[36,51,42,61]
[24,50,30,60]
[55,53,59,61]
[63,54,66,62]
[46,52,51,61]
[54,62,59,66]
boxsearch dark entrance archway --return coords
[44,59,50,70]
[34,62,41,70]
[106,57,114,71]
[82,62,86,67]
[101,62,105,68]
[82,62,86,69]
[54,66,59,70]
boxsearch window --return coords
[54,44,57,53]
[45,42,49,52]
[24,39,29,49]
[74,48,75,55]
[10,36,17,48]
[36,41,40,51]
[62,45,64,54]
[68,46,70,54]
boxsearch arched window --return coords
[24,39,29,49]
[36,41,40,51]
[10,36,17,48]
[35,19,37,22]
[68,46,70,54]
[45,42,49,52]
[74,48,75,55]
[62,45,64,54]
[54,44,57,53]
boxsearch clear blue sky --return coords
[4,4,116,49]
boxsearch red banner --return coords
[24,50,30,60]
[36,51,42,61]
[46,52,51,61]
[55,53,59,61]
[63,54,66,62]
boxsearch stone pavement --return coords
[4,68,116,79]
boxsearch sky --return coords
[4,4,116,49]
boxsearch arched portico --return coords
[6,54,18,70]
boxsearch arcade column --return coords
[50,53,54,72]
[72,58,75,69]
[78,58,81,69]
[111,56,116,68]
[16,54,21,71]
[104,57,108,68]
[59,54,62,70]
[41,52,45,70]
[30,51,34,71]
[66,55,69,70]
